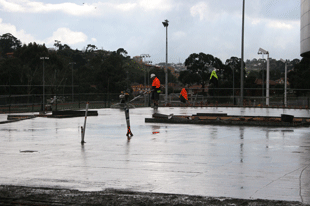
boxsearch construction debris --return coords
[146,113,310,127]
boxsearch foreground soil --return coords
[0,185,308,206]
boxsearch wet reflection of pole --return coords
[265,130,269,149]
[55,121,58,134]
[210,127,218,139]
[238,127,245,193]
[80,144,88,178]
[240,107,245,115]
[125,141,130,165]
[239,127,244,163]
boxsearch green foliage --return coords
[224,57,246,88]
[182,52,224,91]
[288,57,310,96]
[178,70,199,86]
[0,33,22,58]
[0,33,148,96]
[1,33,307,99]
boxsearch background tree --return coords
[288,57,310,96]
[223,57,246,96]
[183,53,223,93]
[178,70,199,86]
[85,44,98,52]
[0,33,22,58]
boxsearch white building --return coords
[301,0,310,57]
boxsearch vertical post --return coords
[9,84,11,113]
[125,107,133,140]
[162,19,169,104]
[240,0,245,106]
[32,95,34,112]
[165,24,168,104]
[105,93,107,108]
[266,53,270,106]
[55,86,58,111]
[72,64,73,102]
[107,78,110,107]
[78,89,80,109]
[81,102,89,144]
[144,65,146,106]
[43,58,45,111]
[284,61,287,107]
[262,64,264,103]
[69,62,76,103]
[233,67,235,105]
[40,57,49,113]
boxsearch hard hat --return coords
[150,73,155,78]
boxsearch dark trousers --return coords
[180,95,186,103]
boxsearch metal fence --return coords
[0,88,309,113]
[166,93,310,108]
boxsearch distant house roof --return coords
[6,52,14,58]
[187,85,208,94]
[254,79,280,86]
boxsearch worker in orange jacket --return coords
[150,73,160,108]
[179,88,188,103]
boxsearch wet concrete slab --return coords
[0,107,310,204]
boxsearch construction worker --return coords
[119,91,125,103]
[179,88,188,103]
[119,91,129,104]
[150,73,160,108]
[209,70,219,97]
[209,70,218,87]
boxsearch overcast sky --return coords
[0,0,301,64]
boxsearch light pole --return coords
[69,62,76,102]
[258,48,270,106]
[140,54,150,87]
[231,66,235,104]
[144,60,152,86]
[280,58,288,107]
[40,56,49,113]
[240,0,245,106]
[162,19,169,104]
[261,59,265,101]
[140,54,150,106]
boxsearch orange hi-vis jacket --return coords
[180,88,188,100]
[152,77,160,89]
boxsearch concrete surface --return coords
[0,107,310,204]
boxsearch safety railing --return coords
[0,88,309,113]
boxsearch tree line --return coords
[0,33,309,98]
[181,52,309,97]
[0,33,176,97]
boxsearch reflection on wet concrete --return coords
[0,107,309,204]
[239,127,244,163]
[152,125,160,135]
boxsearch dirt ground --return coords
[0,185,308,206]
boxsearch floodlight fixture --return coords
[140,54,150,58]
[162,19,169,27]
[258,48,269,55]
